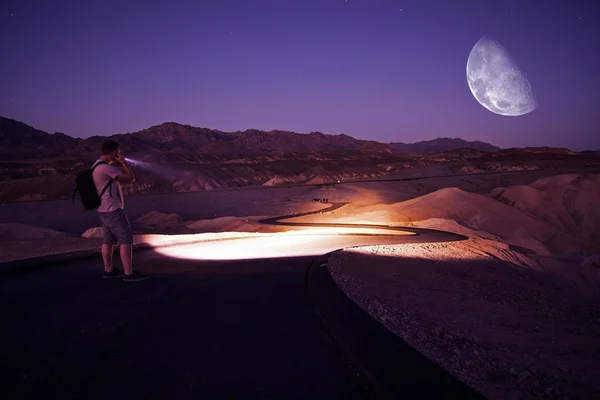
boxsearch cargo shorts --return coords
[97,209,133,245]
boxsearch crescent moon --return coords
[466,36,537,116]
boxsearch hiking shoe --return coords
[123,271,149,282]
[103,268,124,279]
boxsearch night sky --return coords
[1,0,598,150]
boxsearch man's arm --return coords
[116,160,136,184]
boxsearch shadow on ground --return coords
[327,251,600,399]
[1,246,481,399]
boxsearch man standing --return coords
[93,140,148,282]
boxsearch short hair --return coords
[101,140,119,155]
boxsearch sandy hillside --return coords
[319,173,600,399]
[0,222,103,263]
[293,174,600,256]
[491,174,600,246]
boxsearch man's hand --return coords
[115,152,135,183]
[115,151,127,165]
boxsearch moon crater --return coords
[466,36,537,116]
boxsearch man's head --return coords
[101,140,120,162]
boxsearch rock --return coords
[135,211,182,227]
[533,326,541,332]
[581,255,600,269]
[518,371,532,385]
[443,334,454,342]
[510,367,517,376]
[528,366,539,375]
[559,366,569,373]
[473,348,480,356]
[0,223,66,240]
[544,387,554,396]
[82,227,103,238]
[452,348,461,356]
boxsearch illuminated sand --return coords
[2,173,598,267]
[0,223,412,263]
[288,174,600,255]
[139,228,413,261]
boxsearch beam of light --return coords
[138,229,414,261]
[124,156,174,179]
[124,157,151,168]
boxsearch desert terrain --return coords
[3,168,600,399]
[2,117,600,399]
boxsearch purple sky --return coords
[1,0,598,150]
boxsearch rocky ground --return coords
[328,241,600,400]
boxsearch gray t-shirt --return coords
[92,160,124,212]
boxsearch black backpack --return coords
[72,161,114,211]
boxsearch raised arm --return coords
[115,154,136,184]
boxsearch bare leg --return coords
[120,244,133,275]
[101,244,114,272]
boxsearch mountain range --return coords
[1,116,598,202]
[1,116,503,160]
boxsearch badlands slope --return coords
[318,174,600,400]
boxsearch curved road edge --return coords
[306,253,484,399]
[258,202,468,244]
[264,203,483,398]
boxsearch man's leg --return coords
[113,209,145,280]
[120,244,133,275]
[102,244,114,272]
[98,212,122,278]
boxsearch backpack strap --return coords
[99,179,113,198]
[92,161,108,171]
[93,161,113,198]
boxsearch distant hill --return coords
[2,116,598,202]
[0,117,81,159]
[508,146,576,155]
[389,137,501,154]
[0,117,391,160]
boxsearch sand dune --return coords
[262,175,288,187]
[0,223,66,240]
[293,175,600,255]
[186,216,284,233]
[292,188,585,254]
[305,175,327,185]
[385,187,587,253]
[492,174,600,246]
